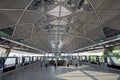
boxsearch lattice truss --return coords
[0,0,120,52]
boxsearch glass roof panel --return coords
[57,0,65,2]
[48,5,72,17]
[50,19,67,25]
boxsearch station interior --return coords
[0,0,120,80]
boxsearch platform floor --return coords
[1,63,120,80]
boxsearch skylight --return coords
[48,5,72,17]
[57,0,65,2]
[50,19,67,25]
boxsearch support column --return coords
[89,56,91,61]
[79,56,82,66]
[96,56,100,65]
[54,54,57,67]
[78,54,81,66]
[3,48,11,66]
[22,57,25,66]
[85,56,87,62]
[15,57,18,65]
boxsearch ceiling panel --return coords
[98,0,120,9]
[0,0,119,53]
[0,10,22,28]
[19,11,43,24]
[0,0,31,9]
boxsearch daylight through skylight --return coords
[50,19,67,25]
[48,5,72,17]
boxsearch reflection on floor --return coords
[1,63,120,80]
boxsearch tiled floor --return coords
[1,63,120,80]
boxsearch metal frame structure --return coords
[0,0,119,54]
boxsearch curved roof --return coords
[0,0,120,53]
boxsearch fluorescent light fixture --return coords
[70,37,120,53]
[1,37,24,46]
[1,37,43,52]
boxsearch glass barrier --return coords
[4,57,16,67]
[91,56,96,62]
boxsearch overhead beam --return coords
[70,37,120,53]
[12,0,34,37]
[1,37,44,52]
[87,0,105,38]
